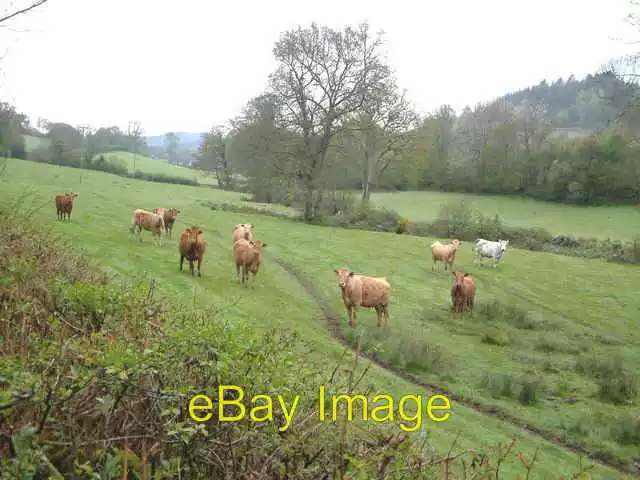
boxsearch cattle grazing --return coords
[474,239,509,268]
[333,267,391,328]
[153,207,180,239]
[233,238,267,287]
[232,223,254,244]
[179,226,206,276]
[55,192,78,222]
[430,239,462,272]
[451,270,476,314]
[129,208,166,246]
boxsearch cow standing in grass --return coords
[474,239,509,268]
[55,192,78,222]
[451,270,476,314]
[430,239,461,272]
[232,223,254,244]
[129,209,165,246]
[153,207,180,239]
[179,226,206,276]
[233,238,267,287]
[333,267,391,328]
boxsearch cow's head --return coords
[184,226,202,245]
[67,192,78,199]
[451,270,470,286]
[251,239,267,249]
[450,239,462,249]
[333,267,354,288]
[498,239,509,252]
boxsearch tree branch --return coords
[0,0,50,25]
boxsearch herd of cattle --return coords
[53,191,511,329]
[54,192,268,287]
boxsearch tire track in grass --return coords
[268,253,637,477]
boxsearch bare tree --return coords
[163,132,178,164]
[127,120,144,171]
[0,0,50,25]
[268,21,392,221]
[195,125,234,189]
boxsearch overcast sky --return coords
[0,0,638,136]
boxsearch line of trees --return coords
[193,22,640,222]
[25,120,150,168]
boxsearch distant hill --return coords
[500,72,637,131]
[144,132,206,150]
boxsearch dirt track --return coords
[268,254,638,477]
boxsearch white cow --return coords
[474,239,509,268]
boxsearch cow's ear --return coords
[348,271,355,277]
[464,273,470,277]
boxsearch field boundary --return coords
[267,253,637,477]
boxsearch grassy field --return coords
[22,134,51,151]
[101,151,218,186]
[370,190,640,241]
[1,157,638,479]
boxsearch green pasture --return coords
[99,151,219,186]
[22,134,51,151]
[369,190,640,241]
[1,157,637,479]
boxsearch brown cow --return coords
[153,207,180,239]
[129,209,165,246]
[179,226,206,276]
[451,270,476,314]
[55,192,78,222]
[232,223,253,244]
[333,267,391,328]
[233,238,267,287]
[430,239,462,272]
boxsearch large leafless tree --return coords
[268,21,394,221]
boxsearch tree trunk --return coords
[361,131,372,202]
[303,186,314,222]
[362,150,371,201]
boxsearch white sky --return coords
[0,0,638,136]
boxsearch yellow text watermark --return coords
[188,385,451,432]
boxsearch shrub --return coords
[479,372,544,405]
[132,169,199,186]
[610,414,640,445]
[574,354,638,405]
[481,328,510,346]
